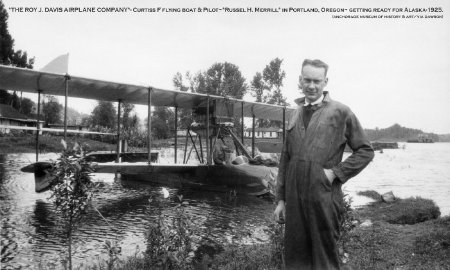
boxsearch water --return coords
[344,143,450,216]
[1,143,449,268]
[0,153,273,269]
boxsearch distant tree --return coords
[180,63,247,98]
[250,72,267,103]
[20,97,35,116]
[65,107,88,125]
[0,90,18,106]
[90,101,117,129]
[121,102,138,130]
[268,88,288,107]
[0,0,14,65]
[173,62,247,136]
[263,58,287,106]
[42,96,63,125]
[202,62,247,135]
[0,90,8,104]
[10,49,33,68]
[251,58,288,127]
[263,58,285,94]
[81,115,91,126]
[172,72,193,128]
[173,72,189,92]
[1,1,34,112]
[0,91,34,114]
[201,62,247,98]
[189,71,207,94]
[120,102,141,144]
[151,106,174,139]
[0,1,34,68]
[250,72,271,127]
[151,118,169,139]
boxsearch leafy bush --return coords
[143,195,197,270]
[202,222,284,270]
[338,194,357,265]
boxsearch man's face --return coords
[299,65,328,103]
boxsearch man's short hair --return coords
[302,59,329,76]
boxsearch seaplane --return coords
[0,63,296,195]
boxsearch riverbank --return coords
[86,191,449,270]
[0,135,176,154]
[0,135,116,153]
[344,191,449,269]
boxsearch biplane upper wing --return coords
[0,65,295,121]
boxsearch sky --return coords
[3,0,450,133]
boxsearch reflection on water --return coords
[1,143,450,268]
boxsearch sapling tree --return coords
[48,140,96,270]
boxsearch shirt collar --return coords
[304,94,324,106]
[294,91,331,106]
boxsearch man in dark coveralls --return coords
[274,59,374,269]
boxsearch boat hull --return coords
[98,163,277,195]
[85,151,159,163]
[22,161,277,195]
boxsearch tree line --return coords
[365,124,440,142]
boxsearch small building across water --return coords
[0,104,43,134]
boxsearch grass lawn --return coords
[345,217,450,269]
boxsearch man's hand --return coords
[323,168,336,185]
[274,200,286,224]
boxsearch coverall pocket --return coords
[318,166,332,192]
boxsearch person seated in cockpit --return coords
[213,136,235,165]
